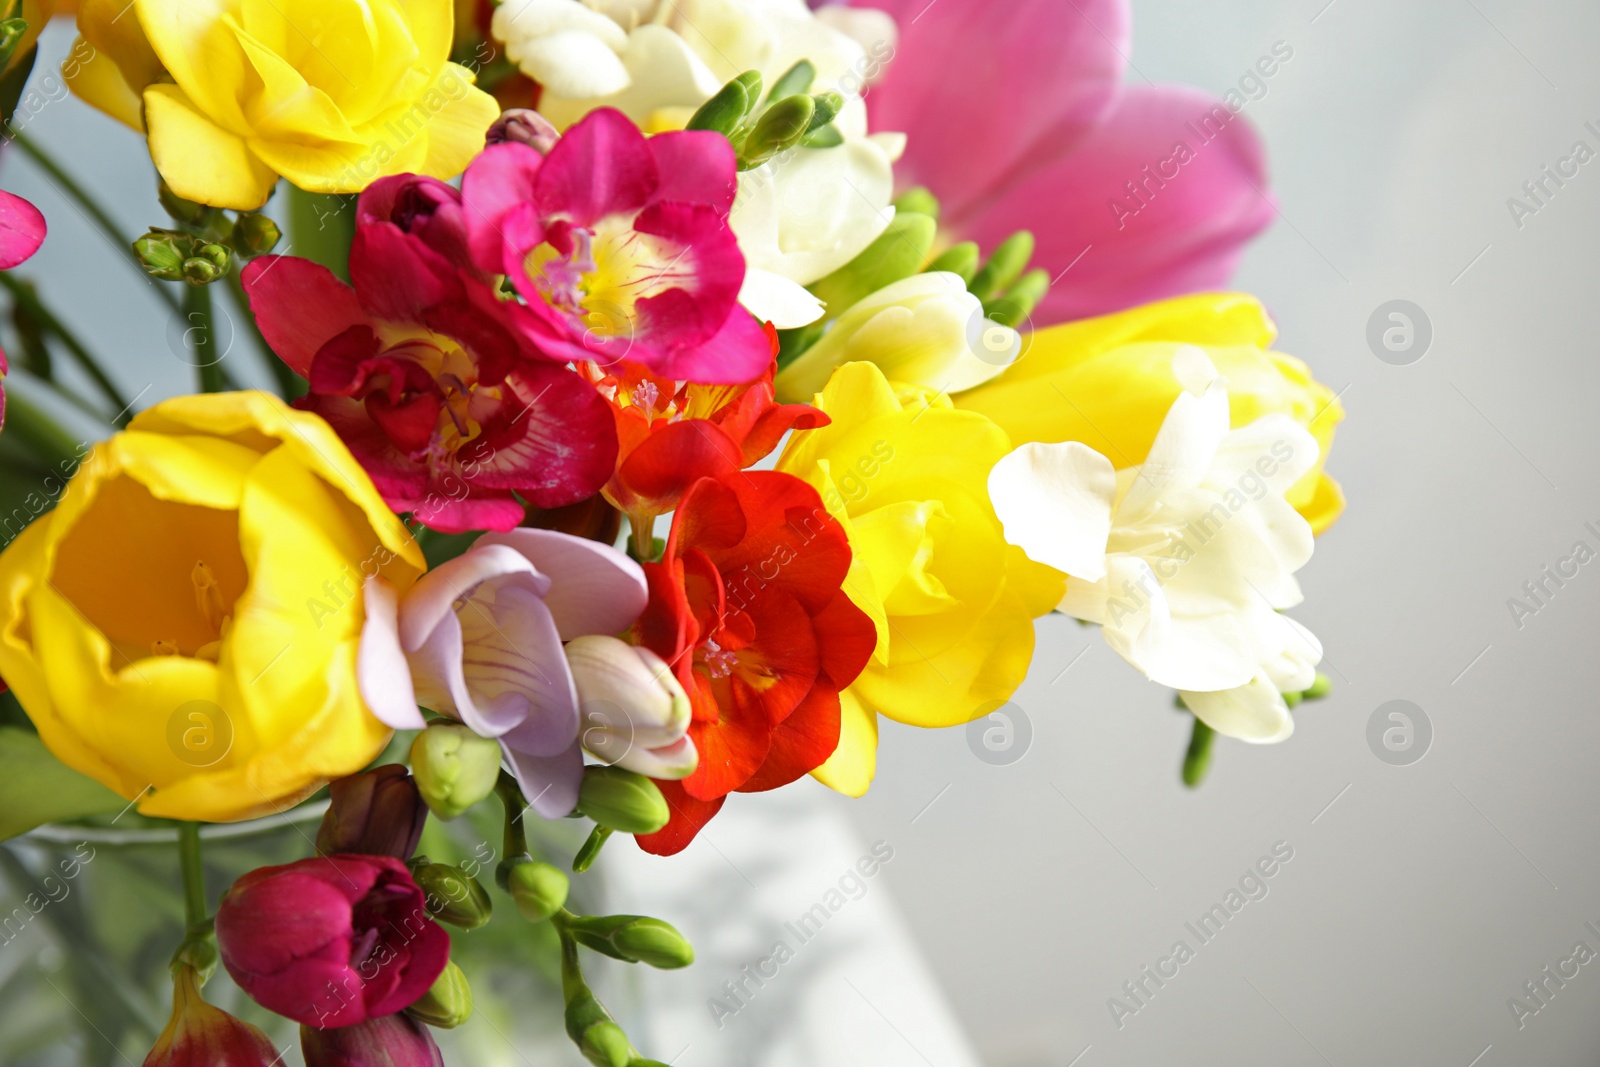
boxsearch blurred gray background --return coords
[7,1,1600,1064]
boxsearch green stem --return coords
[0,273,132,423]
[288,186,354,282]
[176,822,206,928]
[1182,714,1215,789]
[496,769,529,861]
[224,265,303,400]
[183,283,225,393]
[2,386,81,466]
[11,132,181,315]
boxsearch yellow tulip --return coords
[956,292,1345,534]
[64,0,499,209]
[776,362,1063,796]
[0,392,425,822]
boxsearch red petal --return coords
[738,682,842,793]
[634,779,725,856]
[461,363,618,507]
[242,256,370,378]
[611,421,742,516]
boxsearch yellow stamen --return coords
[191,561,226,636]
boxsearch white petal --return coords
[989,441,1116,580]
[509,29,633,98]
[738,267,825,327]
[1121,357,1230,515]
[1181,676,1295,744]
[357,577,424,730]
[1212,414,1320,494]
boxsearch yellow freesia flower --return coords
[776,362,1063,796]
[0,392,425,822]
[956,293,1346,534]
[64,0,499,209]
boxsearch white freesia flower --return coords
[774,271,1019,400]
[986,348,1324,743]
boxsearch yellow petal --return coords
[811,689,877,797]
[62,39,147,131]
[144,84,279,210]
[135,0,254,133]
[416,64,502,180]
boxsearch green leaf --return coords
[0,727,125,840]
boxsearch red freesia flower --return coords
[142,965,280,1067]
[632,471,876,855]
[242,214,618,534]
[461,107,772,385]
[595,343,828,519]
[216,855,449,1030]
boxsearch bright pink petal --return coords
[243,256,370,377]
[459,364,619,508]
[533,107,658,226]
[632,200,746,347]
[647,129,738,215]
[410,492,528,534]
[961,84,1276,324]
[868,0,1128,220]
[462,142,545,275]
[349,221,465,325]
[0,190,44,269]
[474,528,649,639]
[653,307,773,384]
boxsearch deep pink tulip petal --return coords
[243,257,370,377]
[868,0,1128,220]
[961,84,1276,325]
[533,107,658,225]
[365,920,451,1018]
[647,129,738,214]
[474,528,649,640]
[460,363,619,507]
[462,142,545,274]
[218,873,361,976]
[253,960,367,1030]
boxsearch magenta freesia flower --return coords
[864,0,1275,325]
[0,188,46,429]
[461,107,771,384]
[359,529,649,818]
[241,222,618,534]
[216,855,449,1030]
[301,1014,444,1067]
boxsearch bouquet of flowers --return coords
[0,0,1345,1062]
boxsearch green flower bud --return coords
[766,59,815,101]
[893,186,941,219]
[924,241,980,283]
[506,860,569,923]
[414,863,493,930]
[405,960,473,1029]
[565,914,694,969]
[1182,716,1214,789]
[741,94,815,168]
[231,212,282,256]
[968,230,1035,302]
[806,91,844,133]
[0,18,28,71]
[1303,672,1333,700]
[157,180,212,227]
[982,267,1049,328]
[574,1017,632,1067]
[182,256,227,286]
[576,766,668,835]
[686,76,752,137]
[1283,689,1303,708]
[134,233,188,281]
[808,212,937,316]
[732,69,764,103]
[410,722,503,820]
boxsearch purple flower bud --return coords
[301,1014,445,1067]
[486,109,560,155]
[316,765,427,860]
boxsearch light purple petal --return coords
[474,529,648,639]
[396,544,549,653]
[502,738,584,818]
[357,577,425,729]
[455,574,577,750]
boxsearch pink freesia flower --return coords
[242,231,618,534]
[358,529,652,818]
[461,107,772,385]
[0,188,46,429]
[863,0,1275,325]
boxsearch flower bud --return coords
[504,859,569,923]
[778,272,1018,401]
[893,186,941,219]
[301,1014,444,1067]
[134,232,188,282]
[409,723,502,820]
[157,181,213,227]
[741,94,815,167]
[968,230,1035,302]
[181,256,227,285]
[143,965,279,1067]
[983,267,1049,328]
[1303,672,1333,700]
[574,766,669,835]
[569,636,691,753]
[766,59,814,100]
[563,988,632,1067]
[316,764,427,860]
[485,108,560,155]
[564,914,695,969]
[404,961,472,1029]
[806,211,937,320]
[925,240,979,284]
[687,73,757,137]
[414,863,492,930]
[231,213,282,256]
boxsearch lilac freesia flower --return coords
[358,530,648,817]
